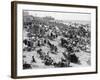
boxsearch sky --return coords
[24,10,91,21]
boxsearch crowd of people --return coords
[23,15,91,69]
